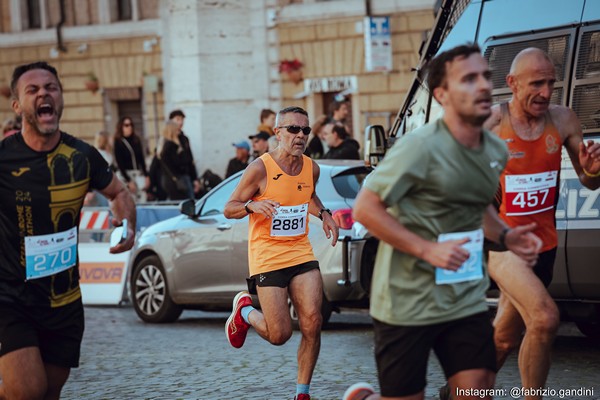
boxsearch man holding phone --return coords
[0,61,136,400]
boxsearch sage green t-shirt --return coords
[365,119,508,326]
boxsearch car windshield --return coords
[331,168,371,199]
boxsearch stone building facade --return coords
[0,0,434,183]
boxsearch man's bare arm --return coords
[483,104,502,132]
[224,160,279,219]
[353,188,468,271]
[556,106,600,190]
[308,161,338,246]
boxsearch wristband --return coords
[499,227,510,248]
[582,168,600,178]
[244,199,254,214]
[318,208,332,220]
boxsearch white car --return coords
[128,160,377,325]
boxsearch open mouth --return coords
[36,103,55,119]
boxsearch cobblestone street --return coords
[52,306,600,400]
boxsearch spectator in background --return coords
[257,108,276,136]
[113,116,148,201]
[146,149,168,202]
[248,131,270,160]
[257,108,278,151]
[169,109,201,196]
[304,115,331,159]
[226,141,250,178]
[329,98,351,134]
[158,121,195,200]
[323,124,360,160]
[2,116,20,138]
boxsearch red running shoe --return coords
[294,394,310,400]
[225,291,253,348]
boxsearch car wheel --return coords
[131,255,183,323]
[575,321,600,340]
[288,294,333,330]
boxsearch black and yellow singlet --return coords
[0,131,113,308]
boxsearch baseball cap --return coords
[232,141,250,151]
[248,131,270,141]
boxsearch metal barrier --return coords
[78,204,182,305]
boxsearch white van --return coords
[366,0,600,338]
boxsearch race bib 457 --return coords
[505,171,558,216]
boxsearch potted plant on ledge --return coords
[279,59,304,84]
[85,72,99,93]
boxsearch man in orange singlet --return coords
[224,106,338,400]
[484,48,600,398]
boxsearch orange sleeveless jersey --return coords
[248,154,316,276]
[497,103,562,251]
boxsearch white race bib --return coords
[25,227,78,280]
[270,203,308,237]
[435,228,483,285]
[505,171,558,216]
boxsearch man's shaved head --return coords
[509,47,554,75]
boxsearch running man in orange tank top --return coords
[484,48,600,399]
[224,106,338,400]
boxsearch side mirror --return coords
[364,125,386,167]
[180,199,196,217]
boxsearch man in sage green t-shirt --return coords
[343,44,542,400]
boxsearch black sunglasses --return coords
[278,125,312,135]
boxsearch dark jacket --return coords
[225,157,248,178]
[178,132,198,181]
[323,139,360,160]
[160,140,194,200]
[147,155,168,201]
[114,136,147,181]
[305,136,325,159]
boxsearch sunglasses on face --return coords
[278,125,312,135]
[123,123,132,127]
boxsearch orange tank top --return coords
[497,103,562,251]
[248,153,316,276]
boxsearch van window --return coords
[571,25,600,135]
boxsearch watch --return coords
[244,199,254,214]
[318,208,332,220]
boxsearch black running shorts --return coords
[532,247,557,287]
[373,312,496,397]
[0,298,85,368]
[247,260,320,294]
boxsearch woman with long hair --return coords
[158,121,195,200]
[113,116,148,201]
